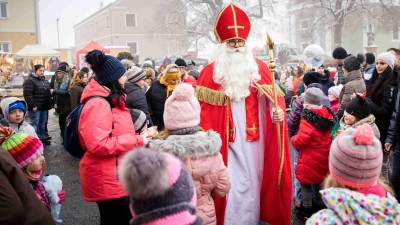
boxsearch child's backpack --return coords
[64,96,110,158]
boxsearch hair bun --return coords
[85,50,106,68]
[356,53,365,64]
[353,123,374,145]
[171,83,195,101]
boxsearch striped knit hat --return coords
[118,148,202,225]
[0,127,43,168]
[126,66,146,84]
[329,123,382,189]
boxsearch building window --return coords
[299,19,309,30]
[127,41,138,54]
[106,16,109,28]
[125,14,137,27]
[0,1,8,19]
[393,25,399,41]
[0,42,11,53]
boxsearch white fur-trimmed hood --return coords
[148,130,222,160]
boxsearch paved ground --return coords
[43,109,304,225]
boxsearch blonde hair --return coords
[323,174,394,195]
[70,71,87,88]
[21,157,47,181]
[160,64,181,80]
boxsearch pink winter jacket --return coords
[149,130,230,225]
[78,79,144,202]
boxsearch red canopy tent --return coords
[76,41,110,70]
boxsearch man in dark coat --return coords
[22,64,51,145]
[125,66,153,127]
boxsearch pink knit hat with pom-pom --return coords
[163,83,200,131]
[329,123,382,189]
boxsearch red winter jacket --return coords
[78,79,144,202]
[291,106,335,184]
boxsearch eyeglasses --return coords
[227,39,245,47]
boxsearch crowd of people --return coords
[2,3,400,225]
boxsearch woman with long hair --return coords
[51,65,71,137]
[366,52,398,182]
[78,50,150,225]
[69,71,88,109]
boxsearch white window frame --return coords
[125,13,137,27]
[0,41,11,53]
[126,41,139,55]
[0,1,9,19]
[393,25,400,42]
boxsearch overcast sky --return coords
[39,0,116,49]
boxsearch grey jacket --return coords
[0,97,38,138]
[337,70,366,119]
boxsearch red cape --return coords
[196,59,292,225]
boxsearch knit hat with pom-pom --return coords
[163,83,200,131]
[0,127,43,168]
[85,50,126,85]
[118,148,202,225]
[329,123,382,189]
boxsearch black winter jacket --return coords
[52,79,72,115]
[22,74,51,111]
[146,80,167,131]
[125,82,153,126]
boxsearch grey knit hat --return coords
[126,66,146,83]
[129,108,147,133]
[303,87,323,106]
[329,123,382,189]
[118,148,203,225]
[377,52,396,69]
[343,53,364,72]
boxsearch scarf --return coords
[159,72,181,97]
[59,76,70,91]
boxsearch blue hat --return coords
[85,50,126,85]
[9,101,26,114]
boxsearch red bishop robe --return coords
[196,59,292,225]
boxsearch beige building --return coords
[0,0,40,53]
[73,0,188,63]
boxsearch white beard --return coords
[213,44,260,102]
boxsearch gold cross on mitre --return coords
[227,4,245,37]
[246,123,257,135]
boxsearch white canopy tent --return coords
[15,45,60,57]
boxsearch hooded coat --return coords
[339,114,380,139]
[291,106,335,184]
[0,97,37,137]
[78,79,144,202]
[149,131,230,225]
[306,188,400,224]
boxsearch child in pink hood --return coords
[328,84,342,112]
[149,83,230,225]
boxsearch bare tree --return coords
[294,0,400,47]
[152,0,284,51]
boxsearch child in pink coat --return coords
[149,83,230,225]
